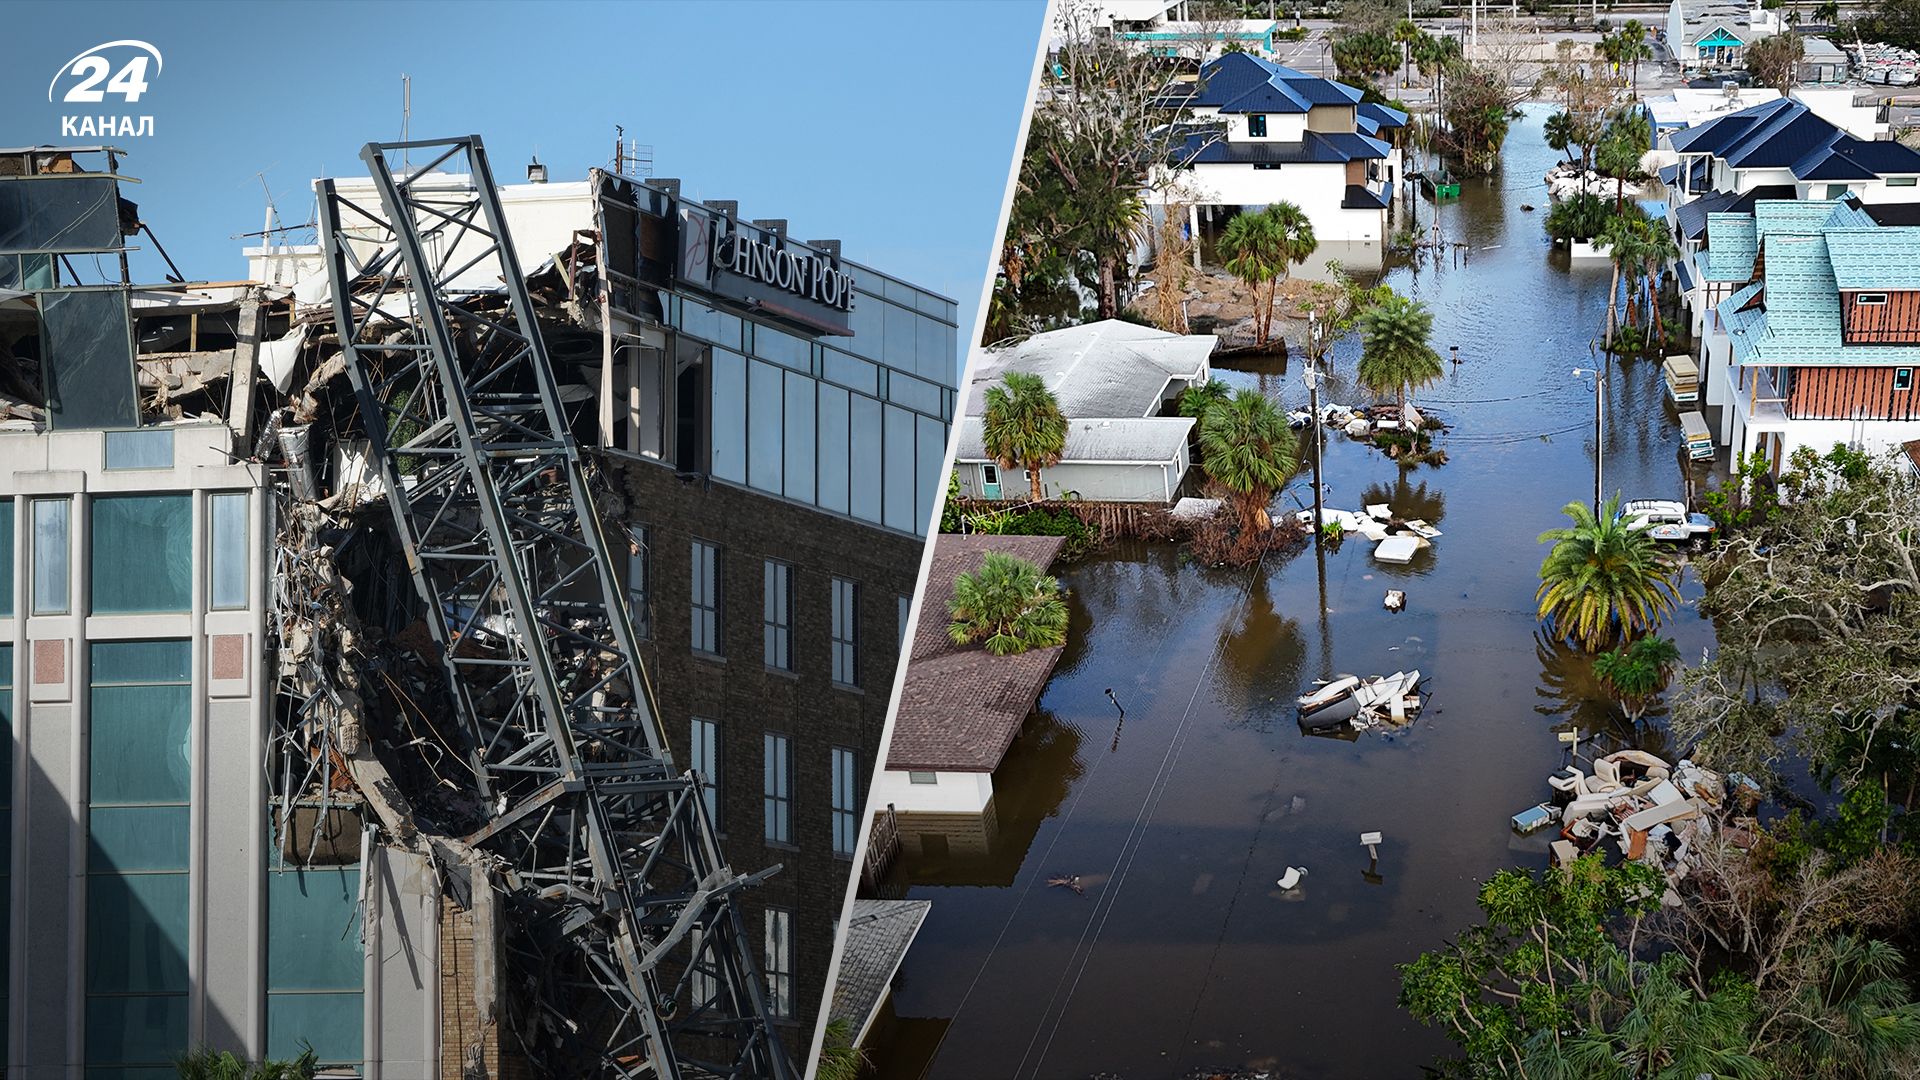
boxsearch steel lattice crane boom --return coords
[316,136,792,1079]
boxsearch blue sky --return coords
[5,0,1045,364]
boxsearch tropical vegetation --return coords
[1535,495,1680,651]
[1592,633,1681,724]
[947,551,1071,656]
[981,371,1068,503]
[1356,293,1445,415]
[176,1047,318,1080]
[1217,203,1317,347]
[1198,388,1298,534]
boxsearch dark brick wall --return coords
[605,453,921,1057]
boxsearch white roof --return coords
[967,319,1214,419]
[1095,0,1181,24]
[955,414,1194,465]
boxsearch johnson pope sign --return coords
[676,206,855,336]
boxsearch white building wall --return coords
[1171,162,1385,243]
[872,769,994,815]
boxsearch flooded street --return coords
[869,107,1720,1079]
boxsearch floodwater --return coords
[866,107,1720,1079]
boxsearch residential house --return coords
[1151,52,1407,251]
[953,319,1213,505]
[1665,0,1783,69]
[1663,96,1920,341]
[1708,210,1920,467]
[875,534,1069,820]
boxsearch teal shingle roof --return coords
[1718,238,1920,366]
[1704,213,1757,282]
[1753,198,1845,239]
[1823,226,1920,290]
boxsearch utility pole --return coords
[1306,310,1326,554]
[1576,354,1605,518]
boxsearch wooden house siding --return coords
[1785,365,1920,420]
[1841,290,1920,344]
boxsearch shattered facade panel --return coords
[0,139,957,1077]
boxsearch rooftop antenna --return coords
[255,171,282,241]
[610,125,654,177]
[401,74,411,172]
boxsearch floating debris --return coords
[1298,670,1425,732]
[1048,874,1086,896]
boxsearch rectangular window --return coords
[831,746,859,858]
[691,717,721,830]
[1826,184,1851,199]
[1248,113,1268,137]
[31,498,68,615]
[763,559,792,670]
[764,732,792,845]
[40,287,138,431]
[899,594,911,648]
[1859,293,1889,306]
[908,771,938,785]
[1890,176,1919,187]
[267,867,364,1066]
[1898,368,1914,392]
[0,501,12,618]
[748,359,784,495]
[0,644,10,1041]
[764,908,793,1017]
[627,525,652,640]
[691,539,722,655]
[92,494,192,614]
[831,578,859,687]
[689,927,718,1006]
[88,639,192,1075]
[209,492,248,610]
[104,428,174,470]
[982,462,1000,486]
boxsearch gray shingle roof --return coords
[830,899,932,1042]
[967,319,1212,419]
[886,534,1068,773]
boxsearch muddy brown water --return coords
[865,107,1723,1079]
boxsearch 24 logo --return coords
[47,40,163,104]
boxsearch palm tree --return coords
[1815,0,1839,24]
[1392,18,1425,89]
[1218,204,1317,347]
[1766,935,1920,1076]
[947,551,1070,656]
[1178,380,1230,419]
[1618,20,1653,97]
[1591,634,1680,723]
[816,1018,868,1080]
[1637,220,1680,352]
[1544,110,1578,167]
[1356,293,1444,416]
[1536,496,1681,652]
[981,370,1067,503]
[1199,388,1297,534]
[176,1047,318,1080]
[1599,212,1642,346]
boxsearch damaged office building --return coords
[0,139,956,1077]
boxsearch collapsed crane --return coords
[312,136,793,1079]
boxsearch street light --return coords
[1572,356,1606,519]
[1304,309,1326,552]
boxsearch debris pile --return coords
[1297,669,1426,732]
[1849,42,1920,85]
[1293,502,1442,564]
[1515,749,1761,902]
[1546,162,1656,202]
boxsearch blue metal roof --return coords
[1670,97,1920,184]
[1177,128,1388,165]
[1341,182,1391,209]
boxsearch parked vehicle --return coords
[1618,499,1716,542]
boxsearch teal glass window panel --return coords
[91,495,191,613]
[31,497,69,614]
[83,994,187,1064]
[87,873,190,993]
[91,640,191,685]
[0,500,12,617]
[89,684,190,804]
[208,493,247,609]
[268,868,363,991]
[88,805,189,873]
[103,429,174,470]
[709,347,746,484]
[267,992,363,1064]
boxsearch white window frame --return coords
[691,717,720,831]
[691,539,722,655]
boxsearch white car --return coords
[1619,499,1716,542]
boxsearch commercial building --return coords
[1664,0,1783,69]
[951,319,1212,505]
[0,140,955,1076]
[1150,53,1407,250]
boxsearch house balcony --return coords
[1722,360,1789,455]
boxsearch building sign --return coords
[676,206,854,337]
